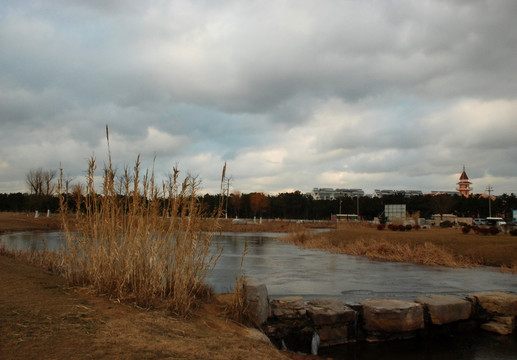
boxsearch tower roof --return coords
[459,165,469,180]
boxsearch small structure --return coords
[384,204,406,223]
[457,166,472,197]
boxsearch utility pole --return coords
[356,195,360,220]
[225,176,232,219]
[486,185,493,217]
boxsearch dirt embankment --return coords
[0,213,303,360]
[0,255,294,360]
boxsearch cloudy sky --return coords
[1,0,517,196]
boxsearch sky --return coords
[1,0,517,197]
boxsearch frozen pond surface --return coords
[2,231,517,360]
[2,231,516,304]
[210,232,517,304]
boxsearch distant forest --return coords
[1,191,516,221]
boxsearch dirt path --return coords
[0,254,291,360]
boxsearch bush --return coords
[413,224,421,231]
[510,229,517,236]
[489,226,500,235]
[405,224,413,231]
[461,226,471,234]
[478,227,490,235]
[389,224,399,231]
[398,224,406,231]
[440,221,452,228]
[377,224,386,231]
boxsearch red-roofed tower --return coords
[457,165,472,197]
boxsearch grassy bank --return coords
[0,212,63,235]
[283,223,517,271]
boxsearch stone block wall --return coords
[244,279,517,354]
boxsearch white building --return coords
[311,188,364,200]
[372,189,423,198]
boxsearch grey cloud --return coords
[1,0,517,195]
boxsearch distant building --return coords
[372,189,423,198]
[311,188,364,200]
[429,190,460,196]
[456,166,472,197]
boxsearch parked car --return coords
[473,218,486,226]
[485,217,506,227]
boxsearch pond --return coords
[2,231,517,359]
[210,232,517,304]
[1,231,516,303]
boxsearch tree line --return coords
[1,168,516,221]
[2,190,516,221]
[202,191,517,221]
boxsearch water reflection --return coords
[0,231,65,251]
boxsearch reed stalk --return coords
[57,128,225,315]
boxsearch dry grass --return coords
[56,130,226,315]
[216,219,333,233]
[0,254,289,360]
[224,242,254,325]
[283,223,517,269]
[0,213,63,236]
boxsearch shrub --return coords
[405,225,413,231]
[489,226,500,235]
[389,224,398,231]
[440,221,451,228]
[398,224,406,231]
[461,226,471,234]
[377,224,386,231]
[413,224,421,231]
[510,229,517,236]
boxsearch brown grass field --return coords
[283,222,517,271]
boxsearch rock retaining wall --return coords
[244,280,517,354]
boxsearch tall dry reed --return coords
[225,241,251,325]
[58,128,225,315]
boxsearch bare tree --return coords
[432,194,457,221]
[43,169,57,196]
[26,168,43,195]
[26,168,57,196]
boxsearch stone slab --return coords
[244,278,269,325]
[481,321,513,335]
[307,298,357,325]
[360,299,424,332]
[270,296,305,319]
[414,295,472,325]
[468,292,517,316]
